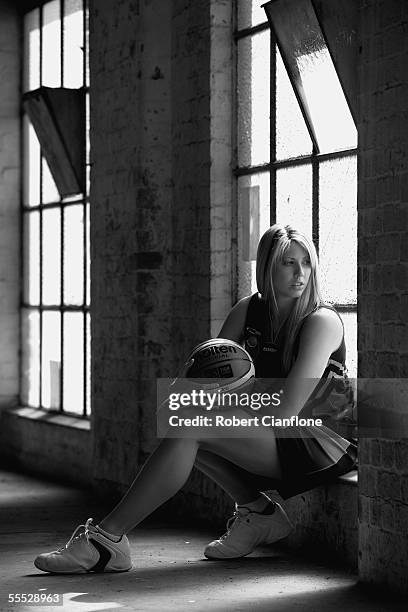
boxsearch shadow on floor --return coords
[0,466,405,612]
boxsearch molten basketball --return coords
[183,338,255,392]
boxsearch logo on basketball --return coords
[183,338,255,392]
[194,344,238,363]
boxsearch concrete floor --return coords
[0,468,405,612]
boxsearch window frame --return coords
[233,14,358,373]
[20,0,91,417]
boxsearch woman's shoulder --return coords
[302,305,343,329]
[232,294,253,315]
[217,295,254,342]
[298,305,343,349]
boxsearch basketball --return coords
[183,338,255,392]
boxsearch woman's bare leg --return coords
[99,438,199,535]
[99,427,281,536]
[194,449,277,505]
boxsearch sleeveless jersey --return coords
[244,293,356,436]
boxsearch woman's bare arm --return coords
[270,308,343,419]
[217,296,252,344]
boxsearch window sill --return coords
[6,406,91,431]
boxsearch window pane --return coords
[23,9,40,92]
[264,0,357,154]
[341,311,357,378]
[63,312,84,415]
[63,0,84,88]
[23,116,41,207]
[86,311,91,414]
[237,31,270,167]
[86,92,91,165]
[42,207,61,305]
[22,0,90,416]
[23,211,40,305]
[319,156,357,305]
[42,156,60,204]
[86,164,91,196]
[42,0,61,87]
[64,205,84,305]
[86,202,90,306]
[42,310,61,409]
[237,172,271,299]
[21,309,40,407]
[276,164,313,237]
[296,48,357,153]
[276,46,312,160]
[85,4,90,87]
[237,1,268,30]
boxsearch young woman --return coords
[34,224,357,573]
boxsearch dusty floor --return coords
[0,467,405,612]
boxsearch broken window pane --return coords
[264,0,357,153]
[276,46,312,160]
[42,156,60,204]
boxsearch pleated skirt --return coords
[273,424,358,499]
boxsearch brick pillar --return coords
[170,0,212,365]
[358,0,408,594]
[89,0,233,498]
[90,0,174,488]
[0,1,20,410]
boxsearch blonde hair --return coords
[256,224,323,373]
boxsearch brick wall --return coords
[209,0,233,337]
[90,0,173,488]
[284,477,358,569]
[358,0,408,594]
[0,1,20,411]
[170,0,212,363]
[1,408,91,485]
[6,0,408,593]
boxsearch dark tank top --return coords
[244,293,356,432]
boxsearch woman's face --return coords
[273,241,312,300]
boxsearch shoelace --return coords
[58,518,94,552]
[219,507,250,542]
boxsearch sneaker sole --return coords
[34,560,132,574]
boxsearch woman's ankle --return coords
[96,520,123,541]
[237,494,271,513]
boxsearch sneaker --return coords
[204,502,293,559]
[34,518,132,574]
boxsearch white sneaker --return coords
[34,518,132,574]
[204,502,293,559]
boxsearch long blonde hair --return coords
[256,224,323,373]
